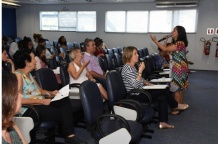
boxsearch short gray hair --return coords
[69,47,80,59]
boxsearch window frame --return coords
[105,9,198,34]
[39,11,97,32]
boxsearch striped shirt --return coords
[121,64,144,92]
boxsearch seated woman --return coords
[156,48,170,70]
[94,37,105,58]
[13,49,87,144]
[35,45,61,84]
[121,46,189,129]
[33,33,42,50]
[2,71,26,144]
[35,45,48,70]
[58,36,68,50]
[2,46,15,73]
[23,36,35,54]
[68,48,108,100]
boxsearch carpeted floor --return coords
[58,70,218,144]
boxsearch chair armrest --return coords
[114,100,144,121]
[69,83,81,88]
[147,75,161,81]
[19,105,40,128]
[96,114,130,137]
[127,89,152,104]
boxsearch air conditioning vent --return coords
[155,0,199,8]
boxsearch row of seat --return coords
[31,66,156,143]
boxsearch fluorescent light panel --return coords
[2,1,21,6]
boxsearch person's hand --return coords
[138,62,145,73]
[90,79,96,82]
[146,83,154,86]
[50,90,59,96]
[82,60,90,68]
[6,58,14,65]
[163,35,170,43]
[43,99,51,105]
[150,34,157,42]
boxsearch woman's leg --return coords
[46,97,75,137]
[144,90,174,128]
[163,88,187,109]
[174,91,181,104]
[179,90,183,104]
[97,84,108,100]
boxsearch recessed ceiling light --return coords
[116,0,124,2]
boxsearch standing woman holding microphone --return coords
[150,25,189,114]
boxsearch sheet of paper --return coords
[159,71,170,75]
[150,78,173,82]
[52,67,60,74]
[51,84,69,102]
[163,69,170,71]
[143,85,168,89]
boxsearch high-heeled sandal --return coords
[174,104,189,111]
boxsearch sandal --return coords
[170,110,181,115]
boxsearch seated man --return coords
[82,38,107,89]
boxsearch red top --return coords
[94,49,104,56]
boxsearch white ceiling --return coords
[3,0,155,5]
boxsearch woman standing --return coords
[2,72,26,144]
[150,26,189,114]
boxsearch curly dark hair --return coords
[2,71,18,130]
[13,49,33,69]
[94,37,103,48]
[171,25,188,47]
[58,36,67,46]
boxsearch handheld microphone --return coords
[158,34,172,42]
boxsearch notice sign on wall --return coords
[207,28,214,35]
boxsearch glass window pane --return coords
[173,10,197,33]
[126,11,148,33]
[40,12,58,30]
[149,11,172,33]
[59,12,76,31]
[77,11,96,32]
[105,11,125,32]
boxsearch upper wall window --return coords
[59,12,77,31]
[127,11,148,33]
[149,11,172,33]
[40,12,58,30]
[105,11,126,32]
[105,11,148,33]
[106,9,197,33]
[77,11,96,32]
[40,11,96,32]
[173,10,197,33]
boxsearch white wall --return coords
[16,0,218,70]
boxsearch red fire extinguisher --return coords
[204,40,211,55]
[215,42,218,57]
